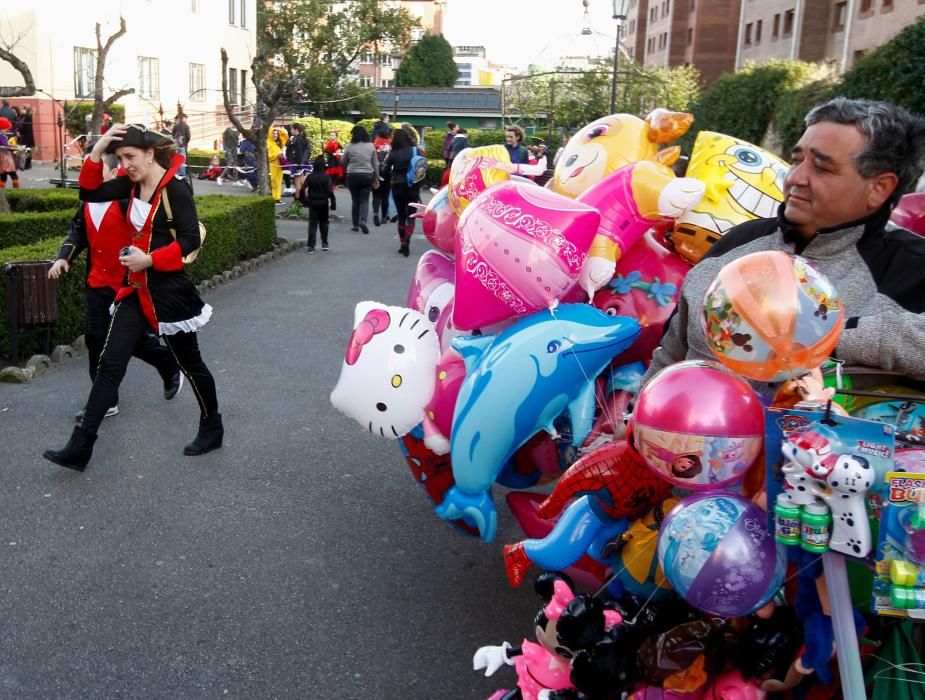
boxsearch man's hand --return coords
[48,259,69,279]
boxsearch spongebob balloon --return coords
[667,131,789,264]
[553,109,694,199]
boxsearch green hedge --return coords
[0,195,276,361]
[4,189,80,212]
[64,102,126,141]
[187,149,224,169]
[0,210,76,250]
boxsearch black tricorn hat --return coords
[105,123,174,153]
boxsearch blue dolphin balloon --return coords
[434,304,640,541]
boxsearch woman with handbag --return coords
[43,124,223,471]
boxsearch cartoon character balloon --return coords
[667,131,789,264]
[657,492,785,618]
[553,109,694,199]
[701,251,845,382]
[631,360,765,490]
[434,304,641,542]
[448,145,511,215]
[576,160,704,298]
[330,301,442,447]
[453,179,601,330]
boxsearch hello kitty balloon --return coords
[330,301,445,451]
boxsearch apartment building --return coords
[623,0,742,84]
[355,0,446,89]
[736,0,925,71]
[0,0,256,162]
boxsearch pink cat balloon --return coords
[453,180,600,330]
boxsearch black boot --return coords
[43,426,97,471]
[183,413,224,456]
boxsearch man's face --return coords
[783,122,891,235]
[505,130,518,146]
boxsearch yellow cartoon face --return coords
[668,131,789,264]
[553,115,661,198]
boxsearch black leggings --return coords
[85,286,177,404]
[346,172,374,226]
[307,204,330,247]
[80,293,218,435]
[391,182,420,243]
[372,179,391,220]
[0,171,18,183]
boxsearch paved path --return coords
[0,175,540,697]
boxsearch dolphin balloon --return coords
[434,304,641,541]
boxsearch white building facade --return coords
[0,0,256,161]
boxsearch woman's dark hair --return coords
[313,154,326,171]
[152,142,177,169]
[391,127,413,150]
[350,125,370,144]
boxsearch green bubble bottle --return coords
[801,502,831,553]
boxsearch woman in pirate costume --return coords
[44,124,223,471]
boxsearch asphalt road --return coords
[0,173,541,698]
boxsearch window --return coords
[629,19,635,34]
[744,22,752,45]
[833,2,847,29]
[240,0,247,26]
[239,69,247,106]
[380,79,394,88]
[379,53,392,66]
[189,63,205,101]
[359,75,372,87]
[783,9,794,35]
[755,19,762,43]
[73,46,96,98]
[689,0,695,12]
[361,52,374,64]
[228,0,235,24]
[478,118,497,129]
[859,0,873,11]
[772,13,780,39]
[882,0,893,8]
[228,67,238,100]
[138,56,159,99]
[650,7,657,21]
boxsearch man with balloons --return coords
[330,96,925,699]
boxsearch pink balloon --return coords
[631,360,765,490]
[407,249,454,313]
[424,347,466,440]
[891,192,925,238]
[453,180,600,330]
[421,186,459,254]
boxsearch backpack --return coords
[160,185,207,264]
[407,146,427,186]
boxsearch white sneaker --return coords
[234,180,245,187]
[217,177,223,186]
[73,405,119,423]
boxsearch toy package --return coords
[872,470,925,619]
[765,407,895,560]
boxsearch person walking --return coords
[48,152,183,421]
[442,122,457,167]
[171,113,191,178]
[298,154,337,253]
[266,127,288,203]
[381,126,421,257]
[43,124,223,471]
[372,134,392,227]
[341,124,378,234]
[287,123,311,195]
[218,124,238,185]
[371,112,392,140]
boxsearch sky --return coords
[442,0,620,70]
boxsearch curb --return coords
[1,240,302,384]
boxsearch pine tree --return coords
[396,34,458,88]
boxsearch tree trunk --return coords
[89,18,133,138]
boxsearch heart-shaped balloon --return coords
[453,180,600,330]
[420,186,459,254]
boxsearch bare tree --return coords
[87,18,134,139]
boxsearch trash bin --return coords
[4,260,58,365]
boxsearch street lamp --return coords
[610,0,628,114]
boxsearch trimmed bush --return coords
[290,117,357,156]
[64,103,126,142]
[4,189,80,212]
[0,210,76,250]
[773,71,840,157]
[187,149,224,169]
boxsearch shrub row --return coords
[0,193,276,361]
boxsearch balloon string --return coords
[623,571,669,626]
[869,654,925,685]
[591,538,651,599]
[547,307,625,450]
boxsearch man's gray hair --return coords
[806,97,925,196]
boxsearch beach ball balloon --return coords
[701,251,844,382]
[452,179,600,330]
[631,360,764,490]
[657,492,785,618]
[447,145,511,215]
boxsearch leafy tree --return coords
[222,0,417,194]
[773,66,840,157]
[836,15,925,115]
[396,34,458,87]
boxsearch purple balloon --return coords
[657,492,784,618]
